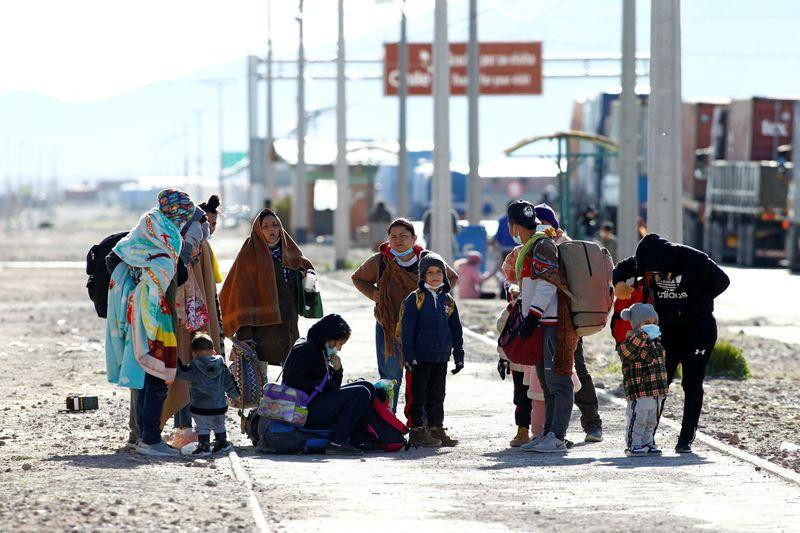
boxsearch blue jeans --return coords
[534,326,574,441]
[136,373,168,445]
[174,405,192,429]
[375,324,403,413]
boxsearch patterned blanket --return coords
[105,209,182,387]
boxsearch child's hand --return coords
[330,354,342,371]
[614,282,634,300]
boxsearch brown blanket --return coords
[219,209,312,337]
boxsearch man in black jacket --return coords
[613,234,730,453]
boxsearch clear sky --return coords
[2,0,800,186]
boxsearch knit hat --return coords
[158,188,194,229]
[418,251,451,292]
[534,203,559,230]
[506,200,537,229]
[620,303,658,330]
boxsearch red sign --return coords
[384,42,542,96]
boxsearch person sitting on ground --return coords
[453,251,494,299]
[282,314,376,456]
[400,252,464,448]
[175,333,240,457]
[351,218,458,413]
[534,203,604,443]
[616,303,668,456]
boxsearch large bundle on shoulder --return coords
[557,240,614,337]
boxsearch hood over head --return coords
[418,251,451,293]
[307,314,351,348]
[193,354,225,378]
[635,233,680,273]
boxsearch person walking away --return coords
[613,233,730,453]
[175,333,240,456]
[505,201,578,453]
[351,218,458,412]
[422,207,459,254]
[105,188,194,456]
[616,304,668,456]
[534,203,604,443]
[399,252,464,447]
[282,314,376,456]
[220,208,316,379]
[595,221,618,262]
[368,201,393,251]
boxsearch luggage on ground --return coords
[352,398,409,452]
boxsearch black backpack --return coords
[86,231,127,318]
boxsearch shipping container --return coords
[682,101,730,202]
[725,97,795,162]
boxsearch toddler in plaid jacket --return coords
[616,303,668,456]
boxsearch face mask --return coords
[325,345,338,357]
[424,282,443,291]
[512,234,523,245]
[536,224,550,233]
[390,247,412,258]
[641,324,661,340]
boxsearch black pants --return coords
[305,381,376,444]
[573,339,602,431]
[405,362,447,428]
[512,370,532,428]
[660,319,717,444]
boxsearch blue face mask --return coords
[325,345,338,357]
[512,234,523,245]
[390,247,411,258]
[641,324,661,340]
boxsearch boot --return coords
[430,427,458,447]
[509,426,531,447]
[410,427,442,448]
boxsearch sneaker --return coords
[675,441,693,454]
[170,428,198,450]
[646,444,663,455]
[528,432,568,453]
[429,427,458,447]
[137,441,180,457]
[212,440,234,455]
[191,442,212,457]
[509,426,531,447]
[520,433,546,451]
[324,442,364,456]
[584,426,603,443]
[409,427,442,448]
[625,445,648,456]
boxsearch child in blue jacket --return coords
[400,251,464,447]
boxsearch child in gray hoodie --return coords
[176,333,240,456]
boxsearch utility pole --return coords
[247,55,263,215]
[265,0,275,207]
[432,0,452,262]
[619,0,639,257]
[293,0,308,243]
[334,0,349,269]
[397,0,409,218]
[647,0,683,242]
[467,0,480,225]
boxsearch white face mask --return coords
[424,282,443,291]
[536,224,550,233]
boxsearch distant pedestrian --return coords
[453,251,493,299]
[576,205,598,241]
[616,303,668,456]
[175,333,240,457]
[613,234,730,453]
[422,207,459,254]
[351,218,458,413]
[400,252,464,447]
[368,201,394,251]
[594,221,618,262]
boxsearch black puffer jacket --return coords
[281,314,350,395]
[613,234,730,325]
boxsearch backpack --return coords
[609,276,651,345]
[556,240,614,337]
[86,231,128,318]
[352,398,409,452]
[229,337,266,411]
[257,419,331,454]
